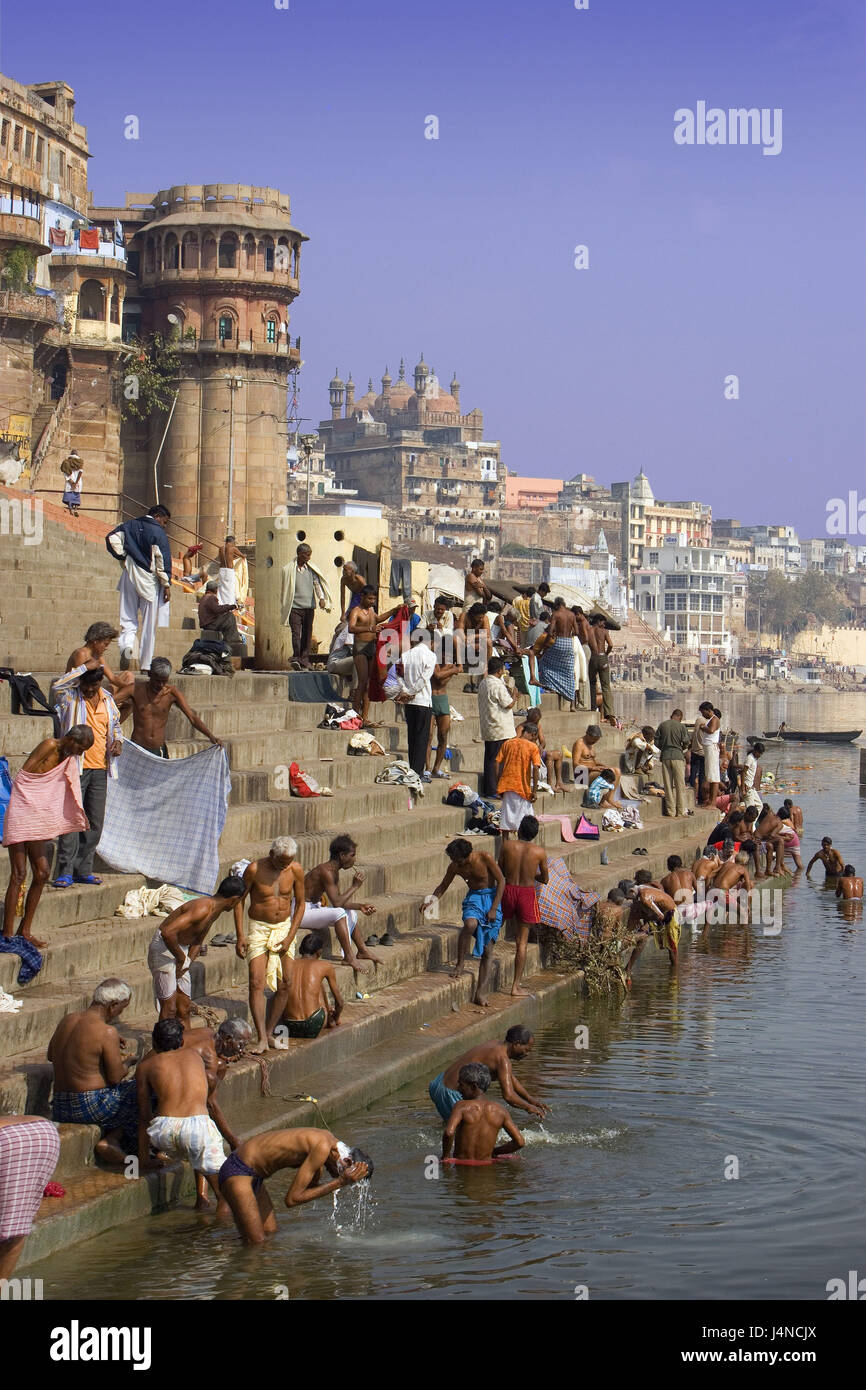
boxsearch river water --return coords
[23,694,866,1300]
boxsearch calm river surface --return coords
[24,694,866,1300]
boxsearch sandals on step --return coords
[74,874,103,885]
[52,876,74,888]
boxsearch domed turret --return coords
[329,368,344,419]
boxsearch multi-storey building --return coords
[637,540,737,656]
[500,472,622,558]
[1,69,307,540]
[0,74,129,504]
[317,358,505,558]
[611,470,712,589]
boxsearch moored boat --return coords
[762,728,862,744]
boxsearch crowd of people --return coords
[1,539,861,1272]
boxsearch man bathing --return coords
[219,1129,372,1244]
[48,978,138,1164]
[183,1017,252,1210]
[429,1025,547,1120]
[835,866,863,900]
[425,839,505,1007]
[499,815,548,996]
[234,840,306,1052]
[442,1063,526,1163]
[148,876,246,1027]
[136,1018,227,1200]
[806,837,846,879]
[626,874,680,978]
[281,931,344,1038]
[118,658,222,755]
[2,725,93,947]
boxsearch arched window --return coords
[291,241,300,277]
[277,236,290,272]
[200,237,216,271]
[218,234,237,269]
[242,234,256,267]
[144,236,155,274]
[78,279,104,320]
[218,313,234,342]
[262,237,275,272]
[164,233,179,270]
[181,233,199,269]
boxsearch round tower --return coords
[329,369,345,420]
[129,183,307,541]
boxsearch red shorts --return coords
[501,884,540,924]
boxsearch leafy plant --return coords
[121,332,180,421]
[1,243,37,291]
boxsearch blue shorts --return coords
[429,1072,463,1121]
[462,886,503,958]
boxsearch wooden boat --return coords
[645,687,674,700]
[747,733,784,746]
[762,728,862,744]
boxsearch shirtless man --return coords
[2,725,93,946]
[755,804,786,878]
[594,888,626,941]
[571,724,620,791]
[217,534,242,606]
[48,978,138,1164]
[347,585,380,724]
[66,622,134,701]
[626,877,680,976]
[233,840,306,1052]
[148,876,246,1027]
[457,558,492,630]
[835,865,863,900]
[518,708,563,793]
[587,614,616,726]
[499,814,549,996]
[136,1018,226,1199]
[425,838,505,1006]
[118,658,222,755]
[303,835,383,968]
[183,1017,251,1210]
[661,854,696,903]
[711,848,753,916]
[428,1024,547,1120]
[426,655,461,780]
[442,1063,526,1163]
[280,930,344,1038]
[783,798,804,835]
[692,846,721,896]
[218,1128,372,1244]
[806,837,845,880]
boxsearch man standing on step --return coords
[50,664,123,888]
[136,1018,227,1200]
[428,1024,548,1121]
[396,627,437,779]
[425,838,506,1008]
[148,875,246,1028]
[66,622,134,703]
[477,656,516,798]
[183,1016,252,1211]
[499,815,548,997]
[2,725,92,946]
[105,504,172,675]
[587,614,616,727]
[655,708,691,819]
[118,658,222,757]
[280,542,332,669]
[48,978,139,1165]
[232,840,307,1053]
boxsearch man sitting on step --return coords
[280,930,344,1039]
[48,978,139,1164]
[303,835,384,970]
[571,724,620,793]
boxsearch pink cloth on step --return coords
[537,814,579,843]
[2,758,88,846]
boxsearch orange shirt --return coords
[83,691,110,770]
[496,737,542,800]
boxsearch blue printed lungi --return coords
[429,1072,463,1121]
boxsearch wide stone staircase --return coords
[0,651,721,1264]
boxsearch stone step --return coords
[19,954,572,1268]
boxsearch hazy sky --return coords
[3,0,864,537]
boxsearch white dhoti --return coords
[118,568,167,673]
[574,638,590,710]
[217,567,237,606]
[246,918,294,993]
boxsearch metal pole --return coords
[152,388,179,506]
[305,441,311,514]
[227,379,235,533]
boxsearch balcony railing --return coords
[0,287,64,324]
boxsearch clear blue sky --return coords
[3,0,864,536]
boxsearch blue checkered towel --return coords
[96,742,230,894]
